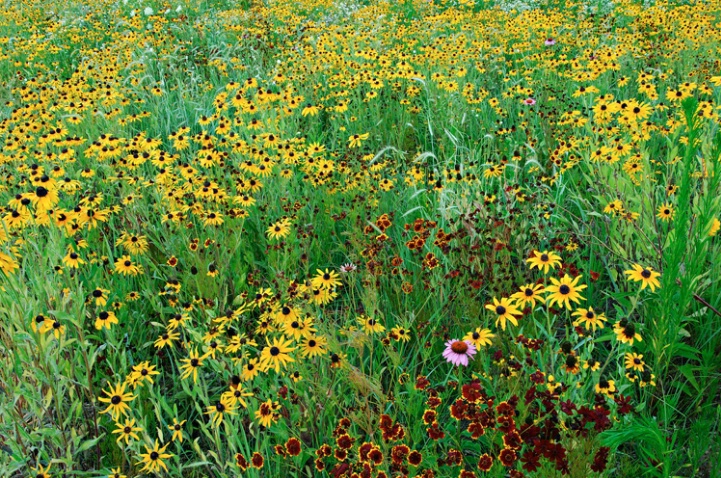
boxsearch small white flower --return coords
[176,5,183,12]
[144,6,154,15]
[129,9,136,16]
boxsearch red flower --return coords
[477,453,493,471]
[499,448,518,467]
[235,453,248,471]
[285,437,302,456]
[251,452,264,469]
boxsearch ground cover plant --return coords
[1,0,721,476]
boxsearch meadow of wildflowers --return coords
[1,0,721,476]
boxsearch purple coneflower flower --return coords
[545,38,556,46]
[443,340,477,367]
[339,263,357,273]
[523,98,536,106]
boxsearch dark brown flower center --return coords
[450,341,468,354]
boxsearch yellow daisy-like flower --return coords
[98,381,136,420]
[311,268,342,289]
[179,349,206,383]
[571,307,607,332]
[485,297,522,331]
[545,275,587,310]
[595,378,616,396]
[623,263,661,292]
[206,400,237,427]
[624,353,645,372]
[526,250,562,274]
[112,418,143,445]
[656,203,675,221]
[254,399,281,427]
[511,283,546,308]
[168,418,186,442]
[614,320,643,346]
[463,328,495,348]
[137,440,173,474]
[259,336,295,372]
[266,219,292,240]
[357,315,386,334]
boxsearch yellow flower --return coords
[624,353,645,372]
[708,218,721,237]
[137,440,173,474]
[179,349,206,383]
[463,328,495,348]
[259,336,295,372]
[168,418,186,442]
[348,132,370,148]
[485,297,522,331]
[545,275,587,310]
[511,283,546,308]
[656,203,675,221]
[98,381,136,420]
[571,307,607,332]
[311,268,341,289]
[526,250,562,274]
[254,399,281,427]
[112,418,142,445]
[623,264,661,292]
[206,400,237,427]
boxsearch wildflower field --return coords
[2,0,721,476]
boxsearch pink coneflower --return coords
[523,98,536,106]
[443,340,477,366]
[544,38,556,46]
[339,263,357,273]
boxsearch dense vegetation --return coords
[1,0,720,476]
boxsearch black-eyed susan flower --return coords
[511,283,545,308]
[526,250,561,274]
[112,418,142,445]
[128,361,160,388]
[179,349,206,383]
[584,358,601,371]
[168,418,186,442]
[259,336,295,372]
[31,464,52,478]
[614,320,642,345]
[266,219,291,240]
[623,264,661,292]
[572,307,607,332]
[221,383,253,408]
[62,249,85,269]
[206,400,236,427]
[241,358,261,381]
[114,255,141,276]
[348,132,369,148]
[357,315,385,334]
[463,328,495,348]
[545,275,587,310]
[485,297,522,331]
[95,310,119,330]
[656,203,675,221]
[390,326,411,342]
[40,318,66,339]
[108,467,127,478]
[98,381,136,420]
[299,335,327,358]
[311,268,341,289]
[625,353,645,372]
[154,331,180,349]
[595,378,616,396]
[137,440,173,474]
